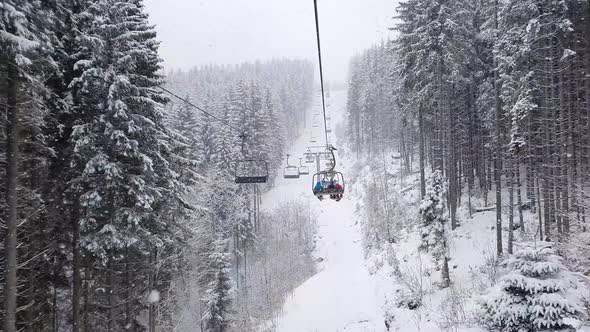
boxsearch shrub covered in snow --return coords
[479,244,586,331]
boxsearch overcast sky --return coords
[144,0,398,83]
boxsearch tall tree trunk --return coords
[107,257,114,332]
[419,104,426,199]
[3,56,20,332]
[493,0,503,256]
[516,161,524,233]
[72,204,81,332]
[536,175,544,241]
[507,158,514,254]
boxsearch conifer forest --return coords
[1,0,590,331]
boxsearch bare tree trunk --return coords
[73,204,81,332]
[507,158,514,254]
[107,257,114,332]
[419,104,426,199]
[536,175,544,241]
[516,161,524,232]
[493,0,503,256]
[3,55,20,332]
[448,85,458,230]
[149,250,157,332]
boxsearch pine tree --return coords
[480,244,586,331]
[418,170,451,287]
[67,0,178,328]
[202,238,234,332]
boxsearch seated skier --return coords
[327,180,336,199]
[313,181,324,200]
[313,181,323,194]
[334,182,343,201]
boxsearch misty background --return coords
[144,0,397,84]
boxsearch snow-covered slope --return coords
[259,90,389,331]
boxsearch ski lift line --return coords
[313,0,330,148]
[157,85,243,133]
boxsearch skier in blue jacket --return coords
[314,181,323,193]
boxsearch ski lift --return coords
[298,158,310,175]
[234,134,269,184]
[305,152,315,164]
[283,154,300,179]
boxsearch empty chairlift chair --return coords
[298,158,310,175]
[235,159,269,184]
[305,151,315,164]
[283,154,300,179]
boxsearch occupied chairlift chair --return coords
[283,154,300,179]
[312,147,345,201]
[312,171,345,200]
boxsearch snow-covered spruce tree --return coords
[213,86,241,169]
[263,87,285,182]
[419,170,451,288]
[68,0,180,329]
[480,244,586,331]
[202,238,234,332]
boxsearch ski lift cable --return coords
[158,85,244,134]
[159,86,268,184]
[313,0,330,149]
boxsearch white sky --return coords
[144,0,398,83]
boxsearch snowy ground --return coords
[260,89,590,332]
[259,90,389,332]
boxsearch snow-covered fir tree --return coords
[68,0,182,328]
[480,244,586,331]
[419,170,451,287]
[202,238,234,332]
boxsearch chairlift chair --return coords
[312,171,345,201]
[235,159,269,184]
[284,166,300,179]
[234,133,269,184]
[298,158,310,175]
[283,154,300,179]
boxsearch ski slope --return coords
[261,90,387,332]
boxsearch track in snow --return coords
[261,90,386,332]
